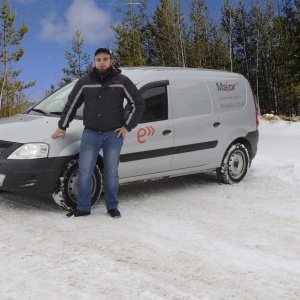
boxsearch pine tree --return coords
[221,0,235,71]
[59,29,92,87]
[221,0,255,76]
[248,0,279,114]
[188,0,210,68]
[172,0,187,67]
[188,0,227,69]
[111,0,148,66]
[277,0,300,115]
[45,84,56,97]
[292,0,300,114]
[232,0,252,79]
[294,0,300,73]
[210,24,229,70]
[151,0,187,66]
[0,0,35,118]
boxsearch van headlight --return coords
[8,143,49,159]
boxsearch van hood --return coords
[0,114,82,143]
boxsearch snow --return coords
[0,118,300,300]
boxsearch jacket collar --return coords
[89,67,117,83]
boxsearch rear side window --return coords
[172,81,212,118]
[140,85,168,123]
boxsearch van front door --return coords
[119,81,174,179]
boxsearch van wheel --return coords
[52,159,102,210]
[216,143,250,184]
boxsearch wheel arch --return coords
[52,152,104,210]
[216,140,250,184]
[227,137,252,162]
[218,135,252,168]
[63,152,104,171]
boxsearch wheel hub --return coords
[229,151,245,179]
[68,171,97,204]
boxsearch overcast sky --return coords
[9,0,241,99]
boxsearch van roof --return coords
[120,67,244,82]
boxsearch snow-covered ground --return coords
[0,118,299,300]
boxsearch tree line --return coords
[1,0,300,118]
[112,0,300,116]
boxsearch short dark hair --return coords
[94,48,111,57]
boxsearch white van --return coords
[0,67,259,209]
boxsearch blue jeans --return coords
[76,129,123,212]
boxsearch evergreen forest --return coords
[1,0,300,117]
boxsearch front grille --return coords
[0,140,22,157]
[0,140,14,149]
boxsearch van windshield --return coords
[29,81,82,118]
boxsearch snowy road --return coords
[0,119,300,300]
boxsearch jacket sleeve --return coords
[123,77,145,132]
[58,80,84,130]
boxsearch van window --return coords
[33,81,83,115]
[140,85,168,123]
[172,81,212,118]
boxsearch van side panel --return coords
[209,78,247,114]
[207,76,258,166]
[170,80,219,170]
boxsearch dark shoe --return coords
[66,209,91,218]
[107,208,121,218]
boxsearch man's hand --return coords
[51,128,66,139]
[115,126,128,138]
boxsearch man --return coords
[51,48,144,218]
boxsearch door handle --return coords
[162,130,172,135]
[213,122,221,127]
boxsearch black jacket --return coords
[58,67,144,132]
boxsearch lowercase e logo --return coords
[137,126,155,143]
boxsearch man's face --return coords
[94,52,112,75]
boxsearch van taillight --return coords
[255,106,259,129]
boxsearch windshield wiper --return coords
[50,111,63,116]
[31,108,51,116]
[50,112,82,120]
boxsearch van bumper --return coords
[0,156,70,194]
[246,130,259,159]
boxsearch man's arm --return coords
[51,80,84,139]
[123,78,145,132]
[58,80,84,130]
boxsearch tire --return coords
[52,159,102,210]
[216,143,250,184]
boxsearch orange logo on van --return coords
[137,126,155,143]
